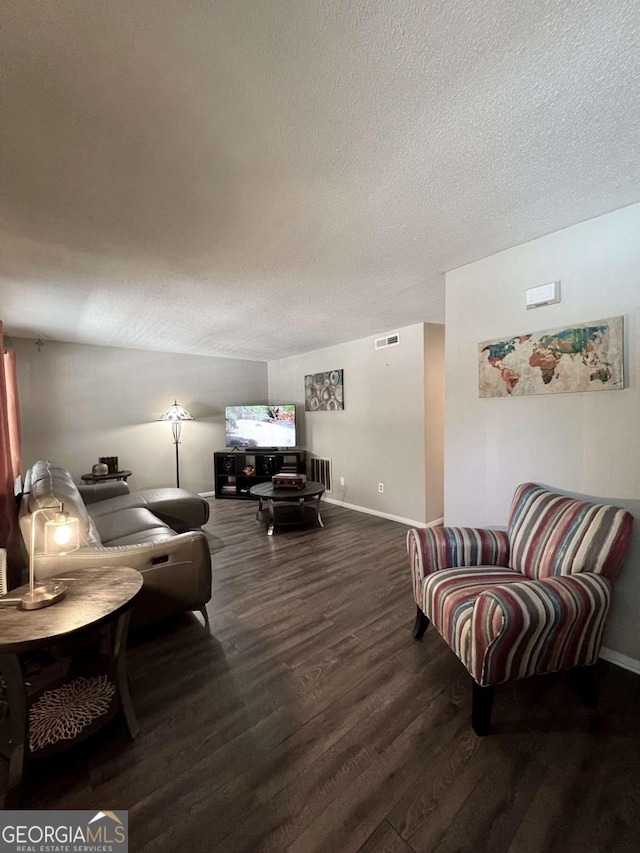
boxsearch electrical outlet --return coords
[378,482,384,493]
[340,476,345,487]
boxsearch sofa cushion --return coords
[78,480,130,504]
[136,488,210,531]
[106,528,177,547]
[87,493,147,518]
[94,507,172,545]
[86,490,209,532]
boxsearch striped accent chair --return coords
[407,483,634,735]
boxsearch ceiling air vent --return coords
[375,332,400,350]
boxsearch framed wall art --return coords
[478,316,624,398]
[304,370,344,411]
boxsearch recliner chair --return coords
[407,483,634,734]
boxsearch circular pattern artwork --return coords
[304,369,344,411]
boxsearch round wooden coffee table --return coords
[250,481,325,535]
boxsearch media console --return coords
[213,449,306,499]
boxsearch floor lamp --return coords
[158,400,194,488]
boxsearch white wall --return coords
[10,338,267,495]
[445,203,640,665]
[424,323,445,522]
[269,323,442,525]
[10,325,444,522]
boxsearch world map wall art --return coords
[478,316,624,398]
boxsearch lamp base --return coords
[20,581,67,610]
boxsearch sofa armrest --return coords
[471,573,612,686]
[33,531,208,578]
[78,480,131,504]
[407,526,510,606]
[32,531,212,629]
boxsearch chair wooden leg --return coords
[412,606,430,639]
[471,681,494,736]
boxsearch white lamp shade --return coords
[158,401,194,422]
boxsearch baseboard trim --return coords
[199,491,216,498]
[321,496,438,529]
[599,647,640,675]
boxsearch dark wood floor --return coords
[6,499,640,852]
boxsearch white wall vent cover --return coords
[375,332,400,350]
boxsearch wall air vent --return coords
[374,332,400,350]
[309,457,332,492]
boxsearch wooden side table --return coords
[81,469,132,484]
[0,566,143,808]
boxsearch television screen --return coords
[225,404,297,448]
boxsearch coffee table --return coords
[250,481,325,535]
[0,566,143,807]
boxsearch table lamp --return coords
[1,499,80,610]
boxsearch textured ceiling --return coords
[1,0,639,361]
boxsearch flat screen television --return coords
[225,404,297,448]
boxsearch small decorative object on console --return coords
[99,456,119,474]
[92,463,109,476]
[272,473,307,489]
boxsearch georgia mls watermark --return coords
[0,811,128,853]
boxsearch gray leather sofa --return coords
[18,460,212,628]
